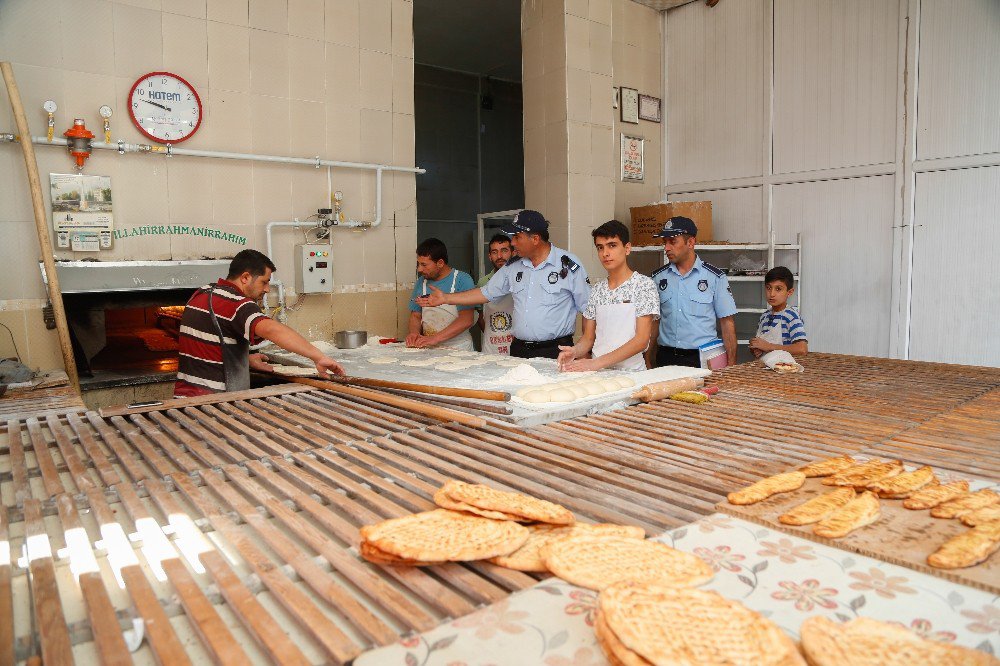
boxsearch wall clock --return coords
[128,71,203,144]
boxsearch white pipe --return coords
[265,220,307,322]
[0,133,425,174]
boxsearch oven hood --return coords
[40,260,230,294]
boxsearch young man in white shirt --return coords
[557,220,659,372]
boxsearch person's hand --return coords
[412,335,437,348]
[748,337,773,352]
[751,347,763,358]
[564,357,601,372]
[405,333,422,347]
[314,355,345,378]
[557,345,577,370]
[415,285,446,308]
[249,353,273,373]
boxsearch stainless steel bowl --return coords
[334,330,368,349]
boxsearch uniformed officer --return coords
[645,216,738,368]
[415,210,590,359]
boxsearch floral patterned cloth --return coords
[355,514,1000,665]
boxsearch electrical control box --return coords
[294,243,333,293]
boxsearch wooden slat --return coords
[6,419,30,505]
[0,505,14,666]
[24,419,63,499]
[22,498,74,665]
[97,384,313,418]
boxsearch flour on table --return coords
[435,361,468,372]
[495,359,521,367]
[368,357,397,365]
[399,347,423,353]
[401,358,437,367]
[495,364,550,386]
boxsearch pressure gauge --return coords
[99,105,113,118]
[127,71,203,144]
[43,100,57,113]
[333,190,344,203]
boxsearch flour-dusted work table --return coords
[0,354,997,663]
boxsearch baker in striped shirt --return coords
[174,249,344,397]
[749,266,808,357]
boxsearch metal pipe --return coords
[0,133,425,175]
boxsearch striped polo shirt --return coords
[174,279,267,397]
[757,306,807,345]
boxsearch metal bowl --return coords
[334,330,368,349]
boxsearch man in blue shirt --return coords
[415,210,590,359]
[645,216,738,368]
[407,238,477,350]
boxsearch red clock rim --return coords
[127,71,203,144]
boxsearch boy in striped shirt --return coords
[749,266,808,357]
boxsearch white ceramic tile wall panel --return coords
[909,166,1000,367]
[0,0,66,69]
[669,187,765,243]
[916,0,1000,160]
[62,0,117,76]
[772,0,898,174]
[664,0,764,184]
[771,176,895,357]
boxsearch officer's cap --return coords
[501,210,548,236]
[652,216,698,239]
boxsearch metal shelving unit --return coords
[632,233,802,345]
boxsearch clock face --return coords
[128,71,202,143]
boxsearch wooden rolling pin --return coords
[631,377,705,402]
[329,375,510,402]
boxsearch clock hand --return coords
[143,99,172,112]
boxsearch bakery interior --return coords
[0,0,998,664]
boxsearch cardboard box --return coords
[630,201,713,247]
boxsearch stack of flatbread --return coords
[359,480,653,574]
[800,616,999,666]
[596,583,805,666]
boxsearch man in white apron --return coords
[477,233,514,355]
[558,221,659,371]
[406,238,476,351]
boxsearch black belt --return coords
[658,344,698,355]
[512,335,573,349]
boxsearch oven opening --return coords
[65,289,196,390]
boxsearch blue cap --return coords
[501,210,549,236]
[652,216,698,238]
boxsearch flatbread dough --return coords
[271,365,317,376]
[401,358,437,367]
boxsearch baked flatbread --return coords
[489,523,645,572]
[542,535,713,591]
[594,608,651,666]
[813,491,881,538]
[823,459,902,489]
[360,509,529,562]
[436,479,574,525]
[800,615,999,666]
[930,489,1000,519]
[960,504,1000,527]
[867,465,937,499]
[359,541,445,567]
[902,480,970,510]
[432,487,525,521]
[600,584,805,666]
[779,488,856,525]
[799,455,857,478]
[727,471,806,505]
[927,522,1000,570]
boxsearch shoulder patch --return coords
[560,255,581,273]
[651,264,670,278]
[702,261,725,278]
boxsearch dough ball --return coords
[515,386,537,398]
[599,379,622,392]
[580,381,606,396]
[615,376,636,389]
[548,388,576,402]
[566,385,589,399]
[368,356,396,364]
[522,390,549,403]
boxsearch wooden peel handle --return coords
[632,377,704,402]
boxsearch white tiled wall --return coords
[0,0,418,368]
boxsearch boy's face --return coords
[593,235,630,271]
[765,280,794,310]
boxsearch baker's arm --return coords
[254,318,344,376]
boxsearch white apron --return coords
[592,302,646,371]
[481,294,514,355]
[421,270,474,351]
